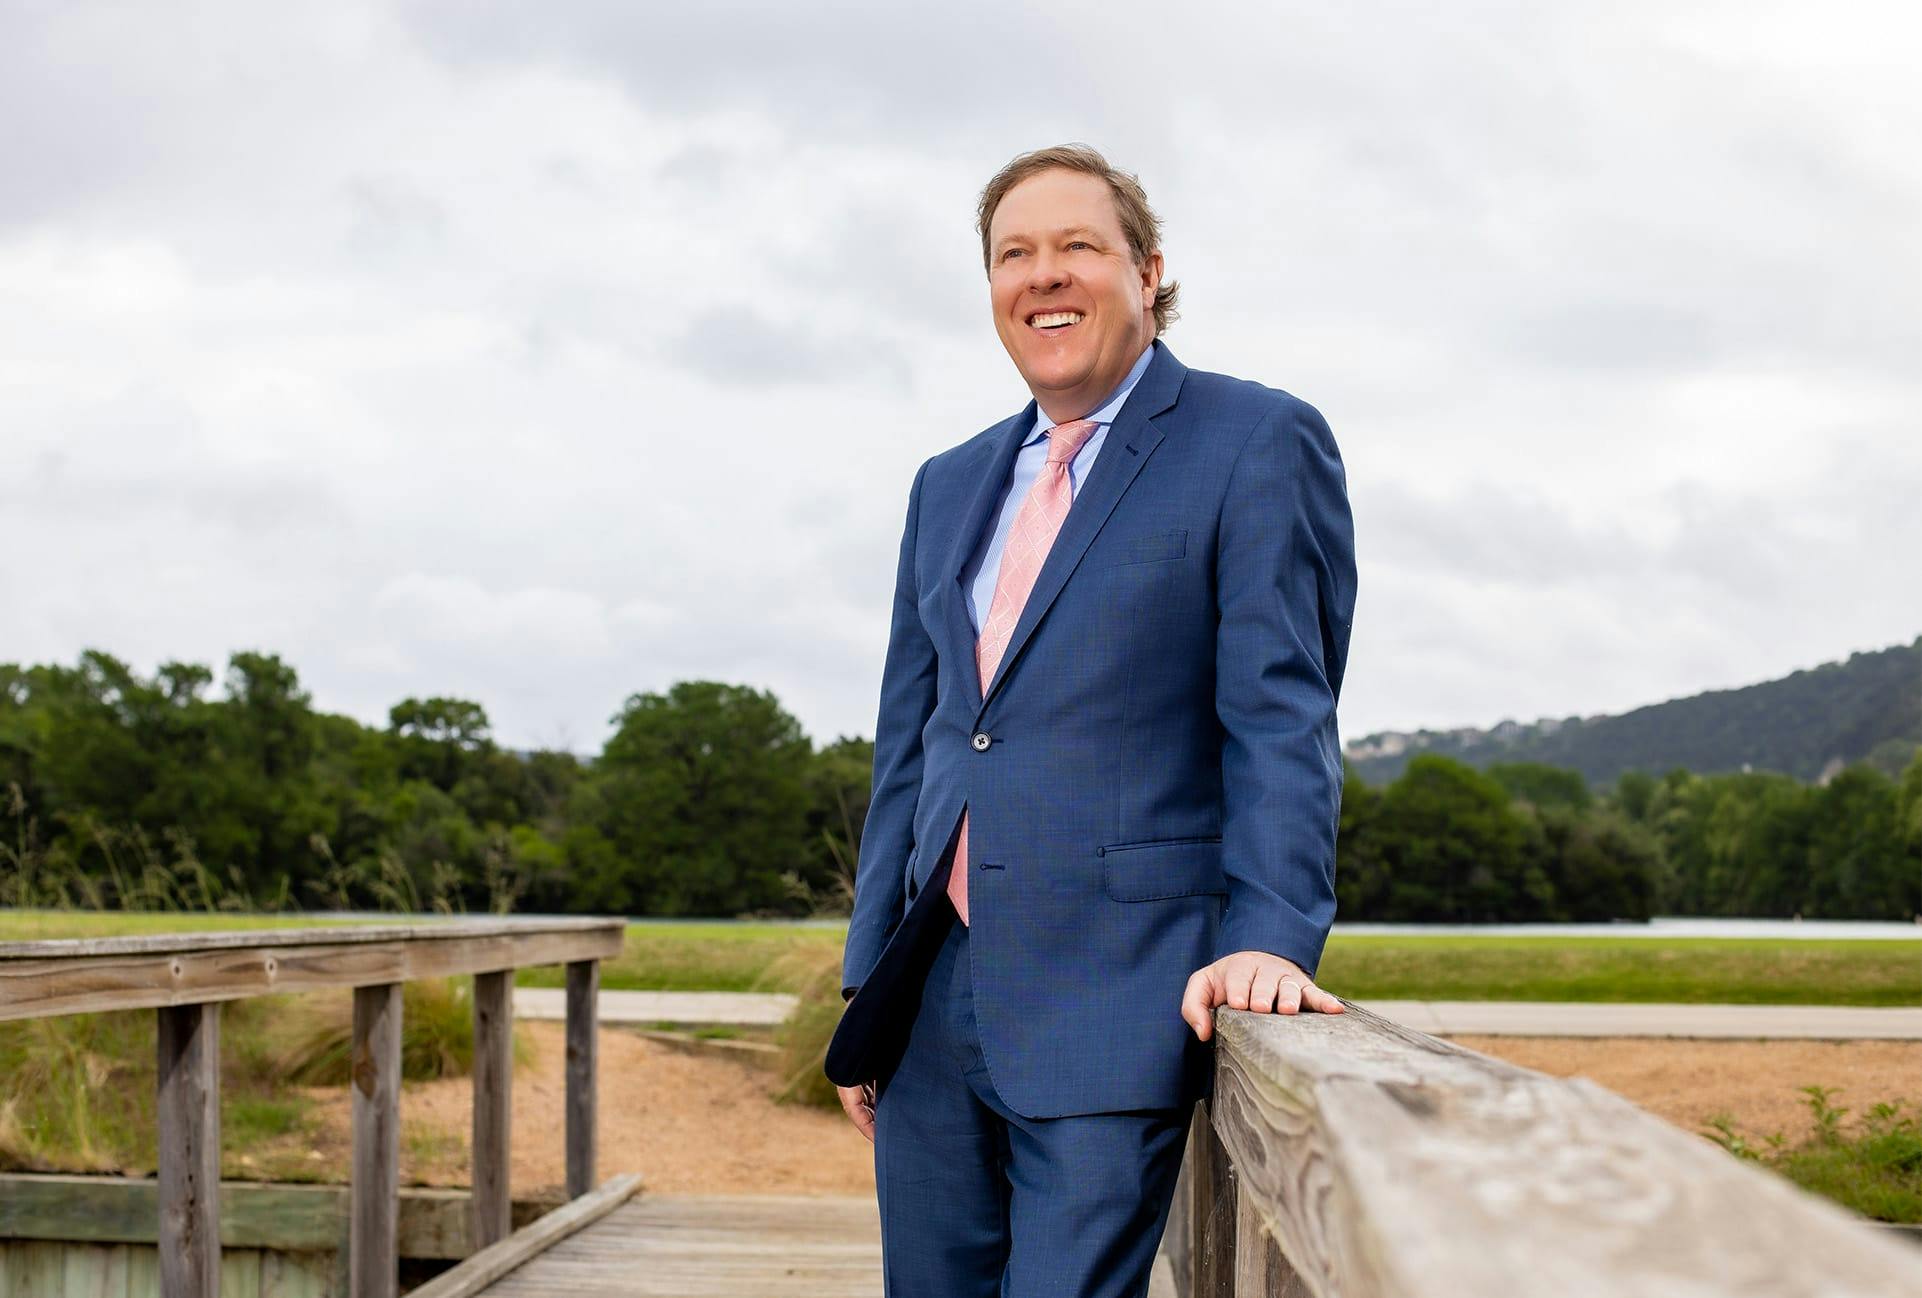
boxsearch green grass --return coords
[512,921,849,994]
[1317,936,1922,1005]
[1708,1088,1922,1224]
[0,996,329,1178]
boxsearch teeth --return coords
[1031,311,1082,328]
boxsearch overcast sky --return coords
[3,0,1917,754]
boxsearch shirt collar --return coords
[1023,340,1157,447]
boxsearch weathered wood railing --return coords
[1167,1002,1919,1297]
[0,918,626,1298]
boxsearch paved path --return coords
[1360,1000,1922,1040]
[514,988,797,1027]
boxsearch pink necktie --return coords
[947,418,1099,925]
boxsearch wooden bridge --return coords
[2,920,1916,1297]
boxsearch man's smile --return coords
[1027,308,1085,334]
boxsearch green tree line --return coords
[3,651,1917,921]
[1338,756,1922,922]
[0,651,870,917]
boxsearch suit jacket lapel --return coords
[976,341,1189,714]
[939,400,1036,707]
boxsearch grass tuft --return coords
[1704,1088,1922,1223]
[762,943,846,1110]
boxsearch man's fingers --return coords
[1276,975,1304,1015]
[1224,960,1255,1011]
[1306,983,1346,1014]
[1248,963,1281,1014]
[1182,967,1218,1041]
[836,1082,876,1143]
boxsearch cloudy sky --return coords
[3,0,1917,754]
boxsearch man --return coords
[825,144,1356,1297]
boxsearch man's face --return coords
[987,168,1162,422]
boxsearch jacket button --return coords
[971,731,992,751]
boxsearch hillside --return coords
[1345,636,1922,787]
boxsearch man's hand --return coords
[837,1081,877,1142]
[1181,950,1344,1041]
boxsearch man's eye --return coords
[1068,241,1090,250]
[1002,249,1025,261]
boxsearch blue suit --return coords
[826,339,1355,1294]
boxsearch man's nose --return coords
[1024,250,1069,293]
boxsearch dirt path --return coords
[287,1026,1922,1196]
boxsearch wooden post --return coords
[156,1001,220,1298]
[1233,1192,1309,1296]
[1189,1096,1236,1298]
[351,982,403,1298]
[564,959,598,1200]
[471,971,513,1249]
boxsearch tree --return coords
[1373,756,1546,922]
[1533,805,1658,921]
[1804,765,1908,919]
[1899,751,1922,920]
[388,697,493,791]
[583,681,814,915]
[1488,762,1592,811]
[1334,762,1389,919]
[803,736,875,913]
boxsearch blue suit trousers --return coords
[874,906,1190,1297]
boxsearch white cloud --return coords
[1,0,1916,753]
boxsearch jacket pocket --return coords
[1098,835,1226,901]
[1100,528,1188,568]
[903,848,920,900]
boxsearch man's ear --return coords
[1139,249,1164,309]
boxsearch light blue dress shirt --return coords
[962,341,1157,635]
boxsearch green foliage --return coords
[766,942,850,1110]
[1704,1089,1922,1224]
[575,681,816,916]
[1488,762,1592,810]
[0,997,319,1177]
[1351,756,1549,922]
[2,651,871,920]
[271,978,533,1086]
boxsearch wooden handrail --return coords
[0,917,625,1298]
[1171,1002,1920,1297]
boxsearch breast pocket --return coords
[1099,528,1188,568]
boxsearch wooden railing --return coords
[0,918,626,1298]
[1166,1002,1919,1297]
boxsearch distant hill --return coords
[1345,636,1922,787]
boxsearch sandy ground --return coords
[284,1025,1922,1197]
[295,1021,875,1197]
[1452,1035,1922,1146]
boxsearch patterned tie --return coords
[947,418,1099,925]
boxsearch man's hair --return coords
[975,143,1180,336]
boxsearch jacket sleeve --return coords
[840,457,940,1000]
[1212,396,1357,976]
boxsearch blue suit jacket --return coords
[825,340,1356,1120]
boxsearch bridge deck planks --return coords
[477,1195,884,1297]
